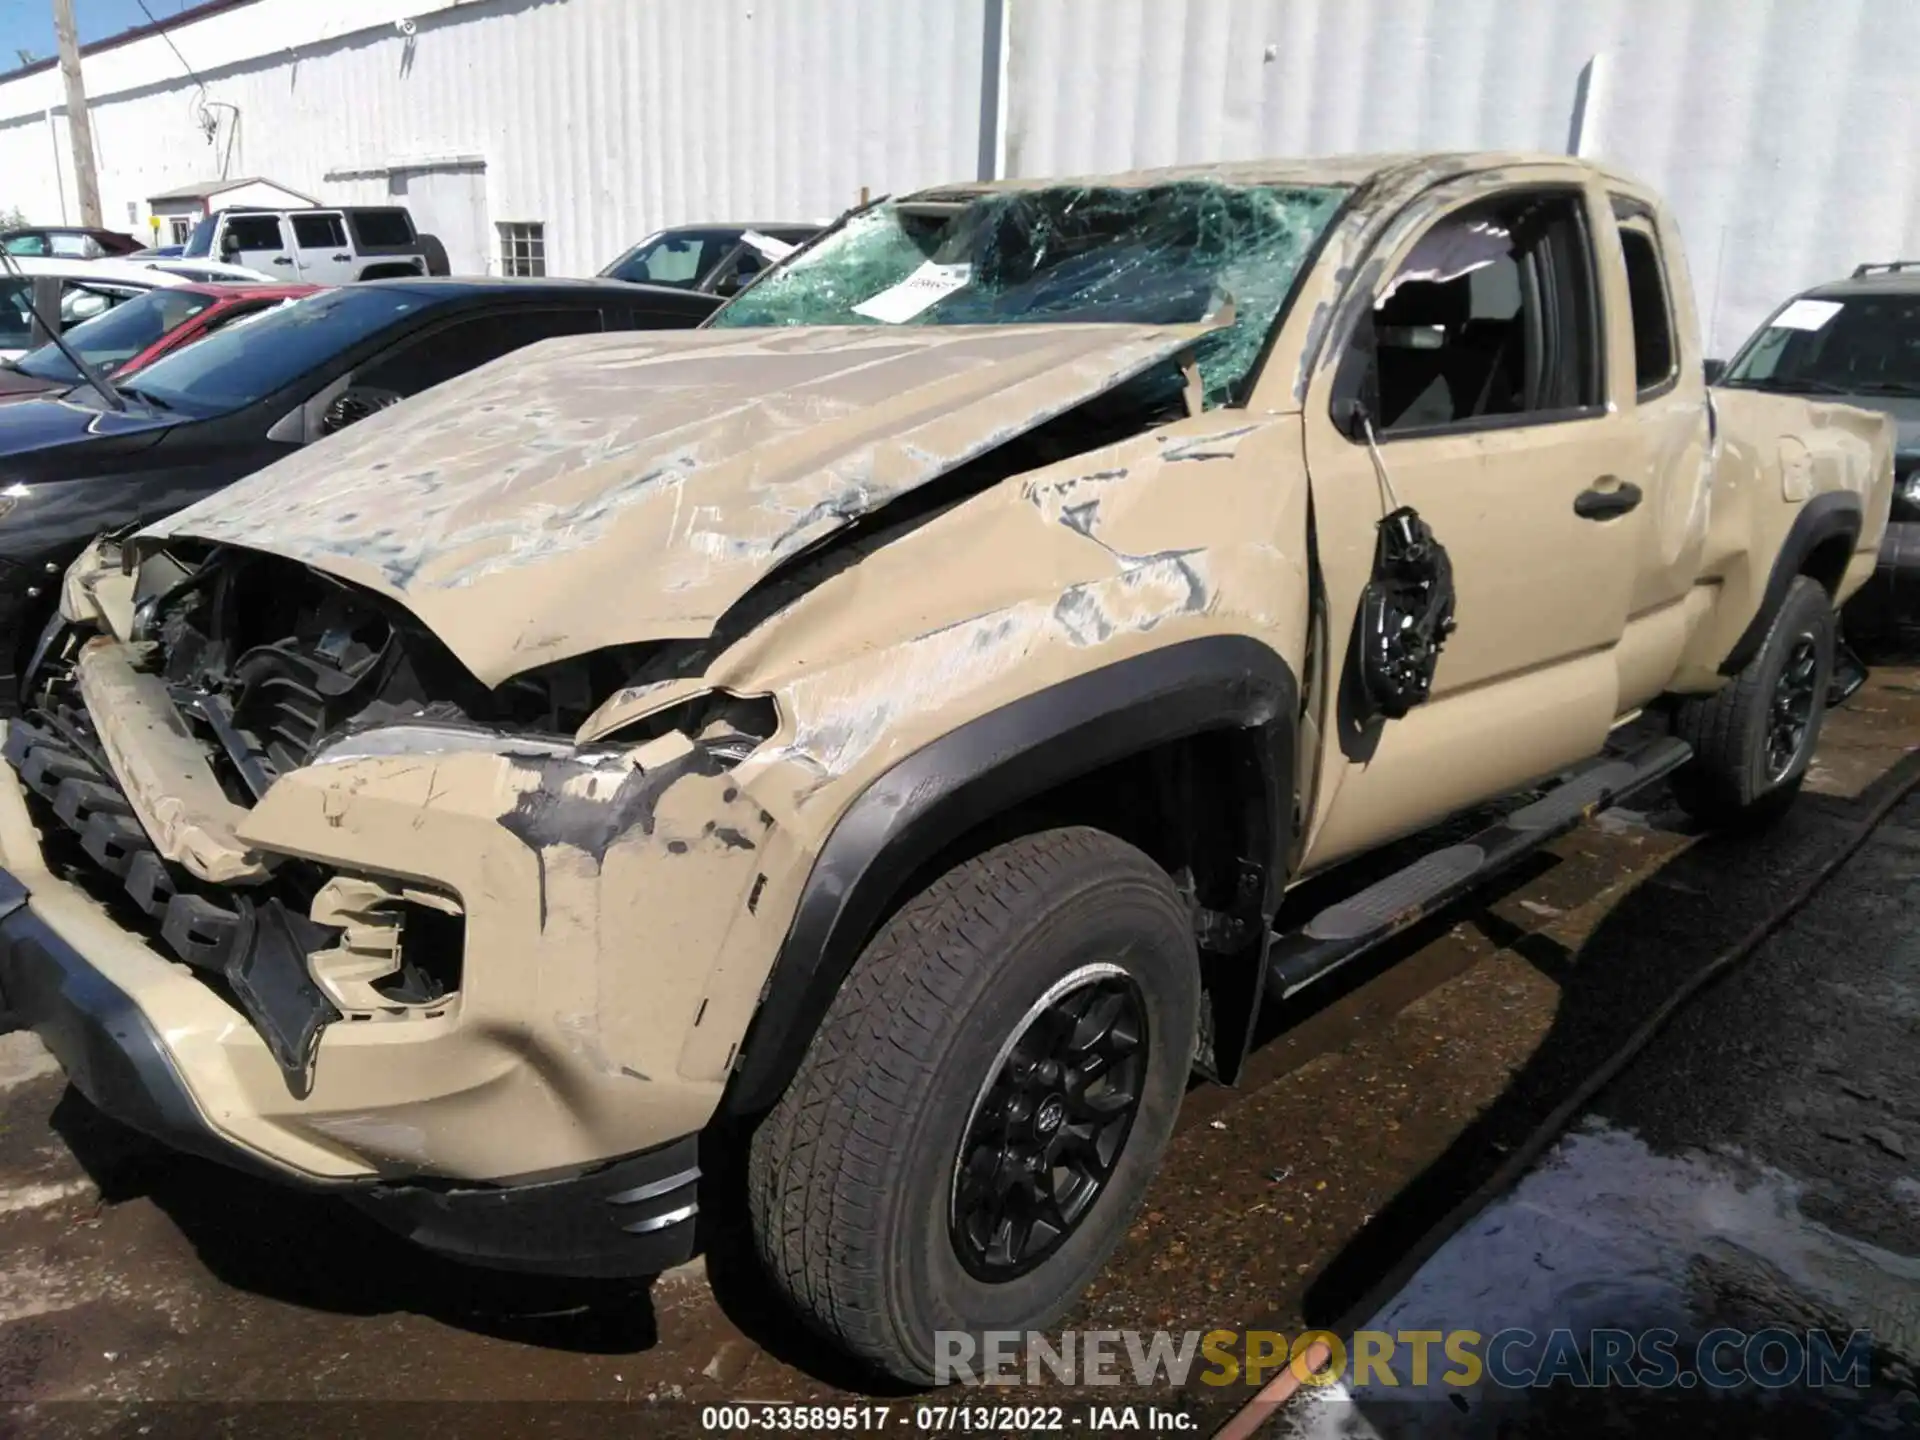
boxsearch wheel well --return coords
[1801,532,1854,598]
[862,727,1281,1082]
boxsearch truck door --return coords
[290,211,354,284]
[221,213,295,277]
[1298,176,1648,872]
[1603,196,1712,706]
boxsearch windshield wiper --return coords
[0,251,126,412]
[1846,380,1920,397]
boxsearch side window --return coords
[0,280,32,349]
[1616,217,1677,396]
[226,215,287,251]
[49,234,94,258]
[292,214,349,249]
[1352,191,1602,435]
[354,308,604,398]
[350,210,416,249]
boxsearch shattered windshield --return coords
[710,181,1349,406]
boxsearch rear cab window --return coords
[1612,201,1678,398]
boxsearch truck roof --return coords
[1807,264,1920,298]
[907,150,1647,201]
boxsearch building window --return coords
[499,221,546,277]
[168,217,193,245]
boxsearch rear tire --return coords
[747,827,1198,1384]
[1671,576,1835,828]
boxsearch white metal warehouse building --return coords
[2,0,1917,353]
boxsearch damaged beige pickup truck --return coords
[0,153,1893,1382]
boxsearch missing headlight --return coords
[602,691,779,766]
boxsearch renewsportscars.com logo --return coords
[934,1327,1876,1391]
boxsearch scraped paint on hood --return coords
[143,322,1218,685]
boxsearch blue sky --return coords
[1,0,197,70]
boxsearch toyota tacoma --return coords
[0,153,1894,1383]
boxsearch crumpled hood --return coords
[143,322,1215,685]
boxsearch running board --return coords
[1266,735,1692,1002]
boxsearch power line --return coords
[130,0,203,90]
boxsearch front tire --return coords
[747,827,1199,1384]
[1671,575,1835,828]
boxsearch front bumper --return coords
[0,854,702,1277]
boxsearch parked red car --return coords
[0,282,319,403]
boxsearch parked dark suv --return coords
[0,276,718,705]
[1718,261,1920,634]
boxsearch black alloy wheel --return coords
[1766,632,1820,781]
[949,963,1148,1281]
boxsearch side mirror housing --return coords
[1703,358,1727,384]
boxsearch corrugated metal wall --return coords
[1004,0,1920,354]
[0,0,991,276]
[3,0,1917,348]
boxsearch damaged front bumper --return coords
[0,780,705,1276]
[0,634,786,1277]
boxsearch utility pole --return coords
[51,0,102,227]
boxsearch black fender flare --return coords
[721,635,1298,1116]
[1719,491,1863,676]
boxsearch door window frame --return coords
[1329,183,1610,445]
[1609,195,1680,404]
[291,212,349,250]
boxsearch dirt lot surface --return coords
[3,667,1918,1438]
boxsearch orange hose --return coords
[1211,1341,1332,1440]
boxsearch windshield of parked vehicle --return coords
[113,286,428,416]
[709,181,1349,406]
[1723,293,1920,397]
[10,287,218,383]
[602,229,747,287]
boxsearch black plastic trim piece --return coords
[723,636,1298,1116]
[348,1134,702,1279]
[1719,491,1863,676]
[0,866,295,1183]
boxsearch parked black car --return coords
[0,277,718,706]
[1718,262,1920,638]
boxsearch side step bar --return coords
[1266,735,1692,1003]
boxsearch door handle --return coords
[272,256,294,266]
[331,253,351,262]
[1573,479,1643,520]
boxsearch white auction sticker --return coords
[852,262,971,323]
[1770,298,1844,332]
